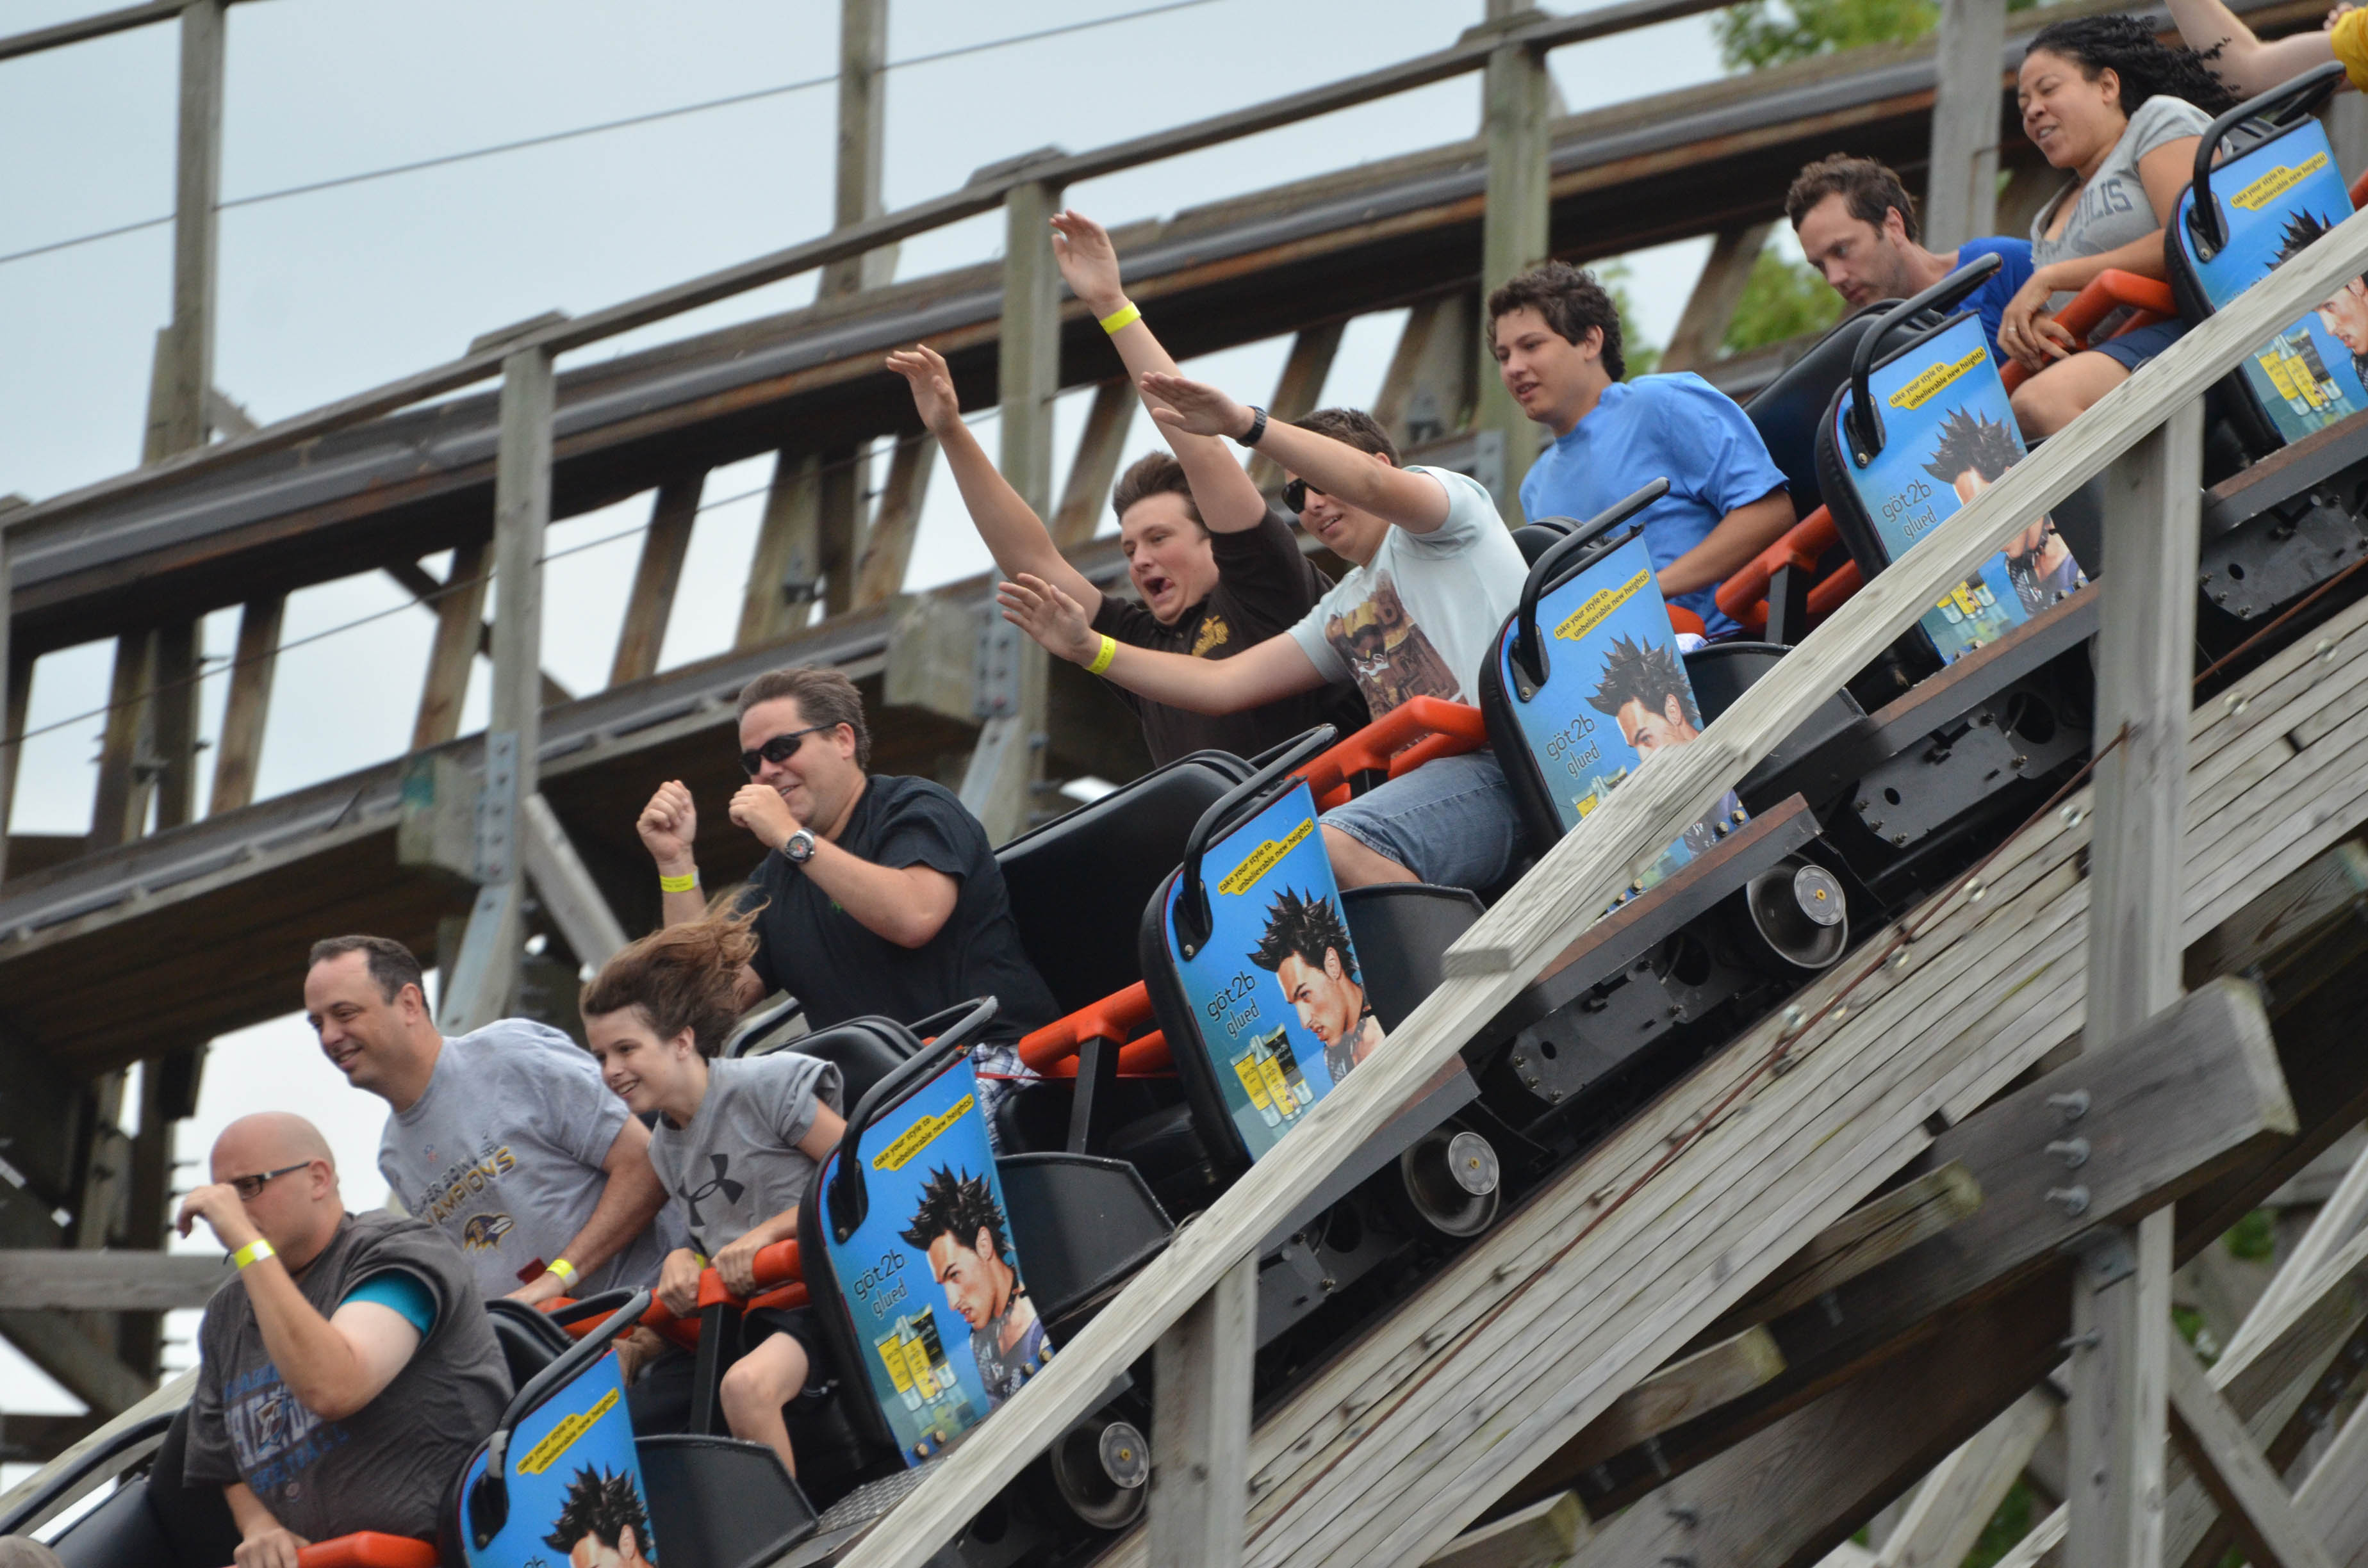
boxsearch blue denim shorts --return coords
[1320,750,1524,893]
[2089,316,2188,373]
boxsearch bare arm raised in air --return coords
[1050,209,1269,535]
[999,572,1327,715]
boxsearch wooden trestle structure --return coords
[12,2,2368,1566]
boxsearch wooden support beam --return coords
[738,450,821,648]
[1376,294,1480,464]
[819,443,865,619]
[1661,223,1775,375]
[521,792,628,966]
[149,620,198,831]
[0,1412,103,1466]
[820,0,894,298]
[853,432,937,606]
[208,594,282,814]
[88,632,153,850]
[161,0,222,456]
[1051,380,1135,551]
[1875,1389,2058,1568]
[1423,1492,1591,1568]
[386,558,570,710]
[204,384,257,439]
[1711,1161,1983,1335]
[1476,19,1550,509]
[609,477,700,686]
[412,537,491,751]
[2166,1339,2339,1568]
[1926,0,2007,249]
[1543,1327,1786,1477]
[1149,1254,1257,1568]
[2293,1378,2368,1559]
[2066,398,2203,1568]
[1247,323,1346,493]
[0,1310,153,1416]
[0,1251,226,1311]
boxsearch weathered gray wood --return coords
[207,595,283,815]
[818,446,864,619]
[1547,1327,1786,1474]
[1476,17,1550,507]
[1661,224,1776,374]
[1714,1161,1983,1334]
[1149,1254,1258,1568]
[854,433,937,606]
[413,538,491,749]
[0,1251,224,1311]
[1376,293,1479,453]
[610,476,700,686]
[1925,0,2007,249]
[2166,1339,2339,1568]
[1247,325,1347,493]
[738,451,821,648]
[2067,398,2204,1568]
[149,620,198,830]
[0,1311,153,1416]
[820,0,894,299]
[522,792,628,966]
[1422,1490,1591,1568]
[2184,838,2368,994]
[162,0,223,457]
[1049,380,1133,551]
[2293,1384,2368,1562]
[387,558,568,708]
[1877,1389,2057,1568]
[88,632,153,850]
[0,0,201,64]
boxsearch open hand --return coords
[637,780,698,871]
[998,574,1102,665]
[1996,273,2077,371]
[1049,209,1126,317]
[728,781,800,853]
[177,1183,260,1254]
[657,1248,703,1318]
[1137,371,1254,439]
[886,345,962,434]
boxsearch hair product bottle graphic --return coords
[1268,1029,1313,1107]
[1251,1031,1299,1120]
[875,1321,925,1412]
[1232,1045,1283,1127]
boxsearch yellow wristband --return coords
[659,870,699,894]
[232,1239,275,1270]
[1087,634,1119,676]
[1098,302,1141,335]
[548,1257,577,1284]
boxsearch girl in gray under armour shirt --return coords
[581,904,846,1478]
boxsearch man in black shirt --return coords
[885,208,1363,768]
[636,667,1059,1111]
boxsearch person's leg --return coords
[1319,753,1524,894]
[2009,351,2130,439]
[719,1330,809,1475]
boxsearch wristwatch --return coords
[783,828,818,865]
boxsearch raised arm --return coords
[887,345,1102,615]
[1138,371,1452,535]
[1051,209,1269,535]
[2166,0,2338,96]
[999,571,1327,714]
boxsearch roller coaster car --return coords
[2168,62,2368,632]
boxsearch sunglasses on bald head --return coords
[739,724,834,776]
[1281,478,1328,516]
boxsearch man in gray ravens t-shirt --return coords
[306,936,677,1305]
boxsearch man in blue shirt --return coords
[1787,154,2036,361]
[1492,263,1793,640]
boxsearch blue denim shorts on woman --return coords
[1320,750,1524,893]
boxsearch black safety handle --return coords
[1846,251,2006,466]
[1172,724,1338,960]
[826,996,1003,1243]
[469,1289,652,1548]
[1507,479,1672,698]
[546,1289,637,1328]
[2186,61,2348,259]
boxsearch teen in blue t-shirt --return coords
[1490,264,1793,641]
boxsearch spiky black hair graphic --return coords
[899,1165,1010,1261]
[1584,633,1698,728]
[1248,887,1358,982]
[1920,406,2021,486]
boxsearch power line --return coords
[0,0,1233,269]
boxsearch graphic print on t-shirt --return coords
[459,1212,514,1252]
[1324,572,1458,713]
[1191,614,1231,657]
[223,1362,346,1501]
[678,1152,746,1235]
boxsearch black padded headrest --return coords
[1742,301,1894,518]
[784,1018,915,1112]
[997,751,1254,1012]
[1513,521,1574,564]
[485,1298,573,1387]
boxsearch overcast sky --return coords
[0,0,1745,1449]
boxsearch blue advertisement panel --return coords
[457,1356,657,1567]
[1832,314,2085,663]
[2176,122,2365,443]
[821,1054,1051,1467]
[1496,533,1746,889]
[1162,783,1372,1162]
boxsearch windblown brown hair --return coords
[1110,451,1205,528]
[580,899,762,1058]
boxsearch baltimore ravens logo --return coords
[461,1213,514,1252]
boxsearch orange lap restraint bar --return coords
[1998,268,2176,394]
[1714,505,1864,637]
[1289,695,1489,810]
[285,1533,440,1567]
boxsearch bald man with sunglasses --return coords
[636,665,1058,1122]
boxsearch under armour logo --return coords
[679,1153,744,1230]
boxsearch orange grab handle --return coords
[1668,605,1707,639]
[1292,696,1488,810]
[1999,268,2175,393]
[284,1535,440,1568]
[1047,1029,1172,1077]
[1017,981,1157,1074]
[1715,506,1839,631]
[746,1280,812,1314]
[695,1237,806,1311]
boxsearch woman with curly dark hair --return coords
[2000,14,2239,438]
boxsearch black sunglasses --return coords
[1282,478,1328,515]
[740,724,834,776]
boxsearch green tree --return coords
[1721,245,1845,355]
[1713,0,2042,72]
